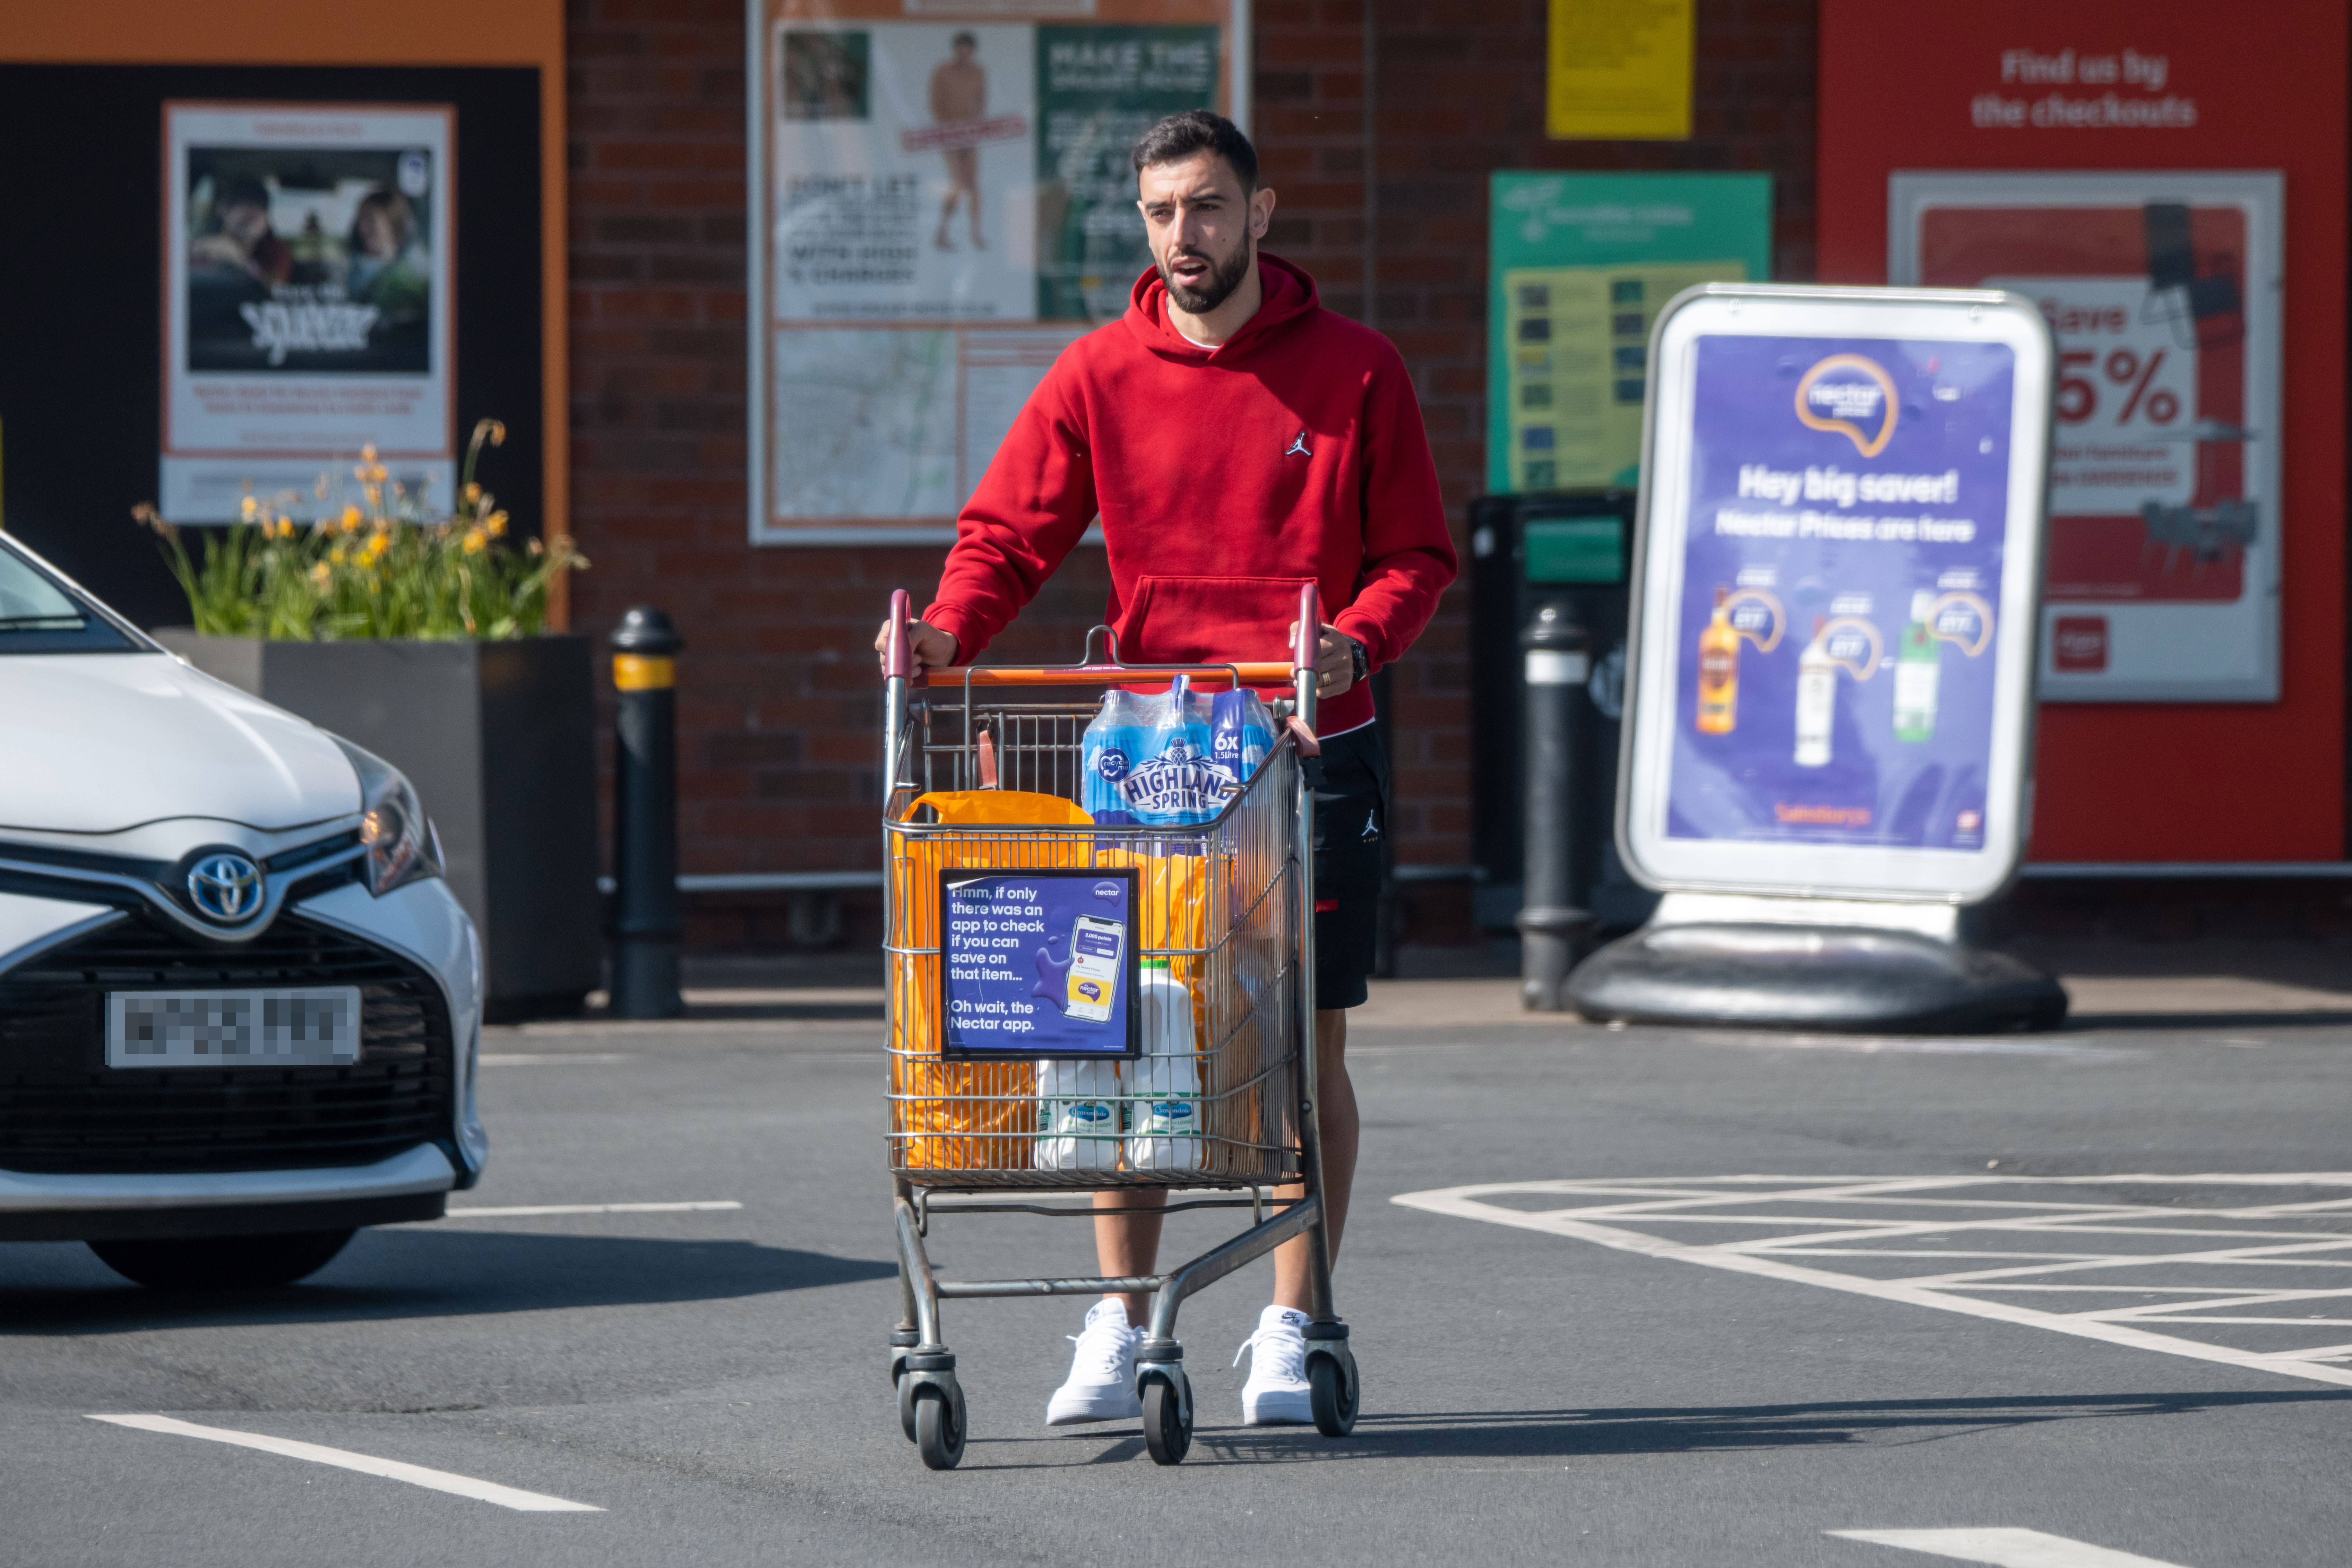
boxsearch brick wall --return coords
[565,0,1820,949]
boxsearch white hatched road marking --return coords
[444,1201,743,1218]
[1392,1174,2352,1388]
[86,1415,601,1513]
[477,1053,636,1065]
[1829,1526,2191,1567]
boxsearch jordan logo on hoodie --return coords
[1284,430,1312,457]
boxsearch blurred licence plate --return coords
[105,988,362,1068]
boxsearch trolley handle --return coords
[885,588,915,681]
[1291,582,1322,735]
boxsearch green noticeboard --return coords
[1488,172,1773,495]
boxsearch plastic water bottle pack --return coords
[1080,678,1276,828]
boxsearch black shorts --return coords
[1310,725,1389,1011]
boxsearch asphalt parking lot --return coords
[4,946,2349,1567]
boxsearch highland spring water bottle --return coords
[1082,688,1149,825]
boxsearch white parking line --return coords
[1394,1174,2352,1389]
[1829,1526,2191,1567]
[444,1201,743,1218]
[477,1053,636,1065]
[86,1415,601,1513]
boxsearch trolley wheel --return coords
[896,1372,920,1443]
[1308,1353,1358,1438]
[912,1379,965,1470]
[1141,1376,1191,1466]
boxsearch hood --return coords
[1122,251,1320,363]
[0,655,360,834]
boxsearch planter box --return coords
[155,631,601,1020]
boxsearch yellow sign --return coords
[1501,260,1740,489]
[1547,0,1694,140]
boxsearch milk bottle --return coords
[1034,1056,1123,1170]
[1126,958,1204,1171]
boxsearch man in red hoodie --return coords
[875,109,1455,1428]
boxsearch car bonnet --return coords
[0,655,360,834]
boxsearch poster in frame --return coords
[161,101,456,522]
[938,865,1141,1061]
[1888,171,2283,704]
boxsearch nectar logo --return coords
[1795,354,1899,457]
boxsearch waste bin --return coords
[1468,489,1658,936]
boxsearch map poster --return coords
[1487,172,1771,495]
[752,0,1236,543]
[939,868,1139,1060]
[162,102,455,522]
[1890,172,2284,703]
[1665,335,2016,852]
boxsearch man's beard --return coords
[1159,240,1252,316]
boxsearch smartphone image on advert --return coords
[1064,914,1125,1024]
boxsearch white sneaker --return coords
[1234,1304,1314,1425]
[1045,1298,1144,1425]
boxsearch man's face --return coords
[953,40,974,62]
[1137,151,1272,317]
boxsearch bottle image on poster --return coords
[1668,335,2011,850]
[1894,589,1941,741]
[1794,617,1836,767]
[1697,587,1739,733]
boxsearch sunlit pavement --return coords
[4,945,2349,1567]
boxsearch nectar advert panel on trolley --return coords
[939,868,1139,1059]
[1620,286,2053,904]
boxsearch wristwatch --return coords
[1343,633,1369,685]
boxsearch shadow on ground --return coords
[969,1389,2352,1468]
[0,1229,895,1335]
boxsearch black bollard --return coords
[1517,600,1592,1011]
[609,605,683,1019]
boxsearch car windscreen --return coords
[0,541,141,653]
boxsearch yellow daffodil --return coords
[361,443,377,463]
[464,482,482,504]
[240,495,259,520]
[341,506,363,533]
[462,528,488,555]
[309,562,331,587]
[484,511,508,538]
[330,545,348,565]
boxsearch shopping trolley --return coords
[878,585,1361,1470]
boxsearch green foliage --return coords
[135,419,587,641]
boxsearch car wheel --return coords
[87,1229,357,1290]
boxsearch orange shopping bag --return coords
[889,791,1092,1170]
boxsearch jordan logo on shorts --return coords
[1284,430,1311,458]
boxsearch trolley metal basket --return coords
[879,585,1361,1468]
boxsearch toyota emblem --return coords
[188,853,265,923]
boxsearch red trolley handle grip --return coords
[885,589,914,680]
[1293,583,1321,678]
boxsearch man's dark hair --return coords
[951,31,976,49]
[1130,109,1257,192]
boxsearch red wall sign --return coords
[1819,0,2346,863]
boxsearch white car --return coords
[0,534,484,1287]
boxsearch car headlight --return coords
[331,737,443,896]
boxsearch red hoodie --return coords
[921,254,1456,736]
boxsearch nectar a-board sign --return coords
[1618,285,2055,904]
